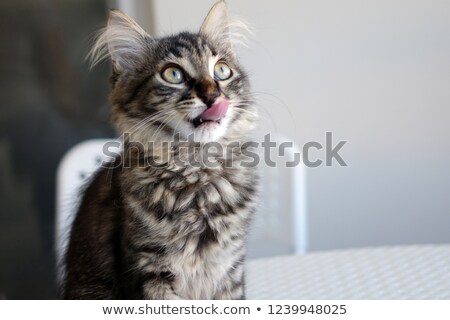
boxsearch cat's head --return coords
[90,1,257,145]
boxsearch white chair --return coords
[55,135,307,284]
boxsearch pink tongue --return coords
[200,100,229,121]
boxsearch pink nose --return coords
[200,99,229,121]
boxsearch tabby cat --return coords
[62,0,258,299]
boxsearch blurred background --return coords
[1,0,449,299]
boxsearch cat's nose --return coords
[195,79,220,107]
[198,91,220,107]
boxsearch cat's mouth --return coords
[191,117,222,128]
[191,99,229,128]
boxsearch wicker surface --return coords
[246,245,450,299]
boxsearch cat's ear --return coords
[88,10,152,72]
[200,1,232,50]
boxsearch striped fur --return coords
[63,1,258,299]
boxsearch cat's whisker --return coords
[233,105,276,130]
[132,112,174,135]
[249,91,296,120]
[233,109,259,118]
[129,111,177,136]
[237,93,286,131]
[126,110,174,135]
[150,112,179,142]
[170,117,185,142]
[157,114,182,142]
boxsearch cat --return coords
[62,0,258,299]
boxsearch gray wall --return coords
[128,0,450,251]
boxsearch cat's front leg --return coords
[214,263,246,300]
[141,271,183,300]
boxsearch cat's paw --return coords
[166,293,183,300]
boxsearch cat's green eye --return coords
[214,62,232,81]
[161,66,185,84]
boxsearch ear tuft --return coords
[200,1,231,49]
[87,10,151,72]
[199,1,252,52]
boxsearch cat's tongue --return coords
[200,100,229,121]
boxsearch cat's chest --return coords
[132,165,255,220]
[152,171,251,244]
[126,164,256,239]
[127,166,256,298]
[169,233,238,299]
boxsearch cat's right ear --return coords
[200,1,232,51]
[88,10,152,72]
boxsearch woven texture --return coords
[246,245,450,299]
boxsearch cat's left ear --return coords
[200,0,232,51]
[88,10,153,72]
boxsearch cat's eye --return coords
[214,62,232,81]
[161,66,185,84]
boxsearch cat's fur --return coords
[62,1,258,299]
